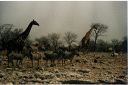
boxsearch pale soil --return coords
[0,52,127,84]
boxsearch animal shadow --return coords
[60,79,127,84]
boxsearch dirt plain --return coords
[0,52,127,84]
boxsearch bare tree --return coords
[64,32,77,50]
[111,39,120,46]
[91,23,108,51]
[111,39,122,52]
[48,33,61,50]
[35,36,50,50]
[0,24,13,43]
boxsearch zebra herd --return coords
[2,45,79,68]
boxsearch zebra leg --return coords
[70,59,73,66]
[11,59,14,67]
[16,60,19,67]
[19,60,22,65]
[32,59,33,68]
[70,59,73,64]
[38,60,39,67]
[50,60,52,65]
[8,56,10,67]
[7,52,10,67]
[19,60,23,68]
[45,60,47,66]
[62,59,64,66]
[53,60,55,66]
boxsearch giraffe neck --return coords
[19,22,33,40]
[82,28,94,42]
[84,28,94,38]
[88,28,94,34]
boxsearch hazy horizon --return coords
[0,1,127,42]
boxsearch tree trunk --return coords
[68,44,71,51]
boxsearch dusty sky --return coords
[0,1,127,42]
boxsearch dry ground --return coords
[0,52,127,84]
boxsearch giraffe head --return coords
[91,23,99,30]
[31,19,39,26]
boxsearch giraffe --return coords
[80,27,95,51]
[5,19,39,66]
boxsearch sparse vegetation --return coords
[48,33,62,51]
[64,32,78,51]
[0,23,127,84]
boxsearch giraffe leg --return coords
[7,52,11,67]
[86,39,90,53]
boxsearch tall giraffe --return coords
[80,27,95,50]
[5,20,39,66]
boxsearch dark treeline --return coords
[88,38,127,52]
[0,24,32,50]
[0,24,127,53]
